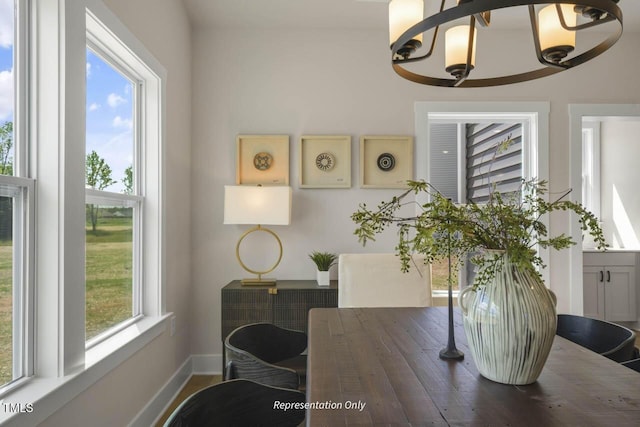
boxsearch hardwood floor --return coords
[155,375,222,426]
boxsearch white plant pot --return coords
[459,252,557,385]
[316,270,330,287]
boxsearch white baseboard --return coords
[129,354,223,427]
[129,357,192,427]
[191,353,223,374]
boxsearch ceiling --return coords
[182,0,639,33]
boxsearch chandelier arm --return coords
[421,0,448,59]
[557,4,617,31]
[555,4,568,29]
[475,11,491,27]
[561,24,623,68]
[392,62,562,88]
[560,15,615,31]
[390,0,623,88]
[421,26,440,60]
[566,14,615,31]
[455,68,562,88]
[394,52,436,65]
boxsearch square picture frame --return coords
[360,135,413,188]
[236,135,289,185]
[299,135,351,188]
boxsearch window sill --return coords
[0,314,171,427]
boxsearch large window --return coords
[0,0,33,391]
[0,1,164,419]
[85,47,140,342]
[81,7,165,360]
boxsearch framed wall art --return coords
[236,135,290,185]
[360,135,413,188]
[299,135,351,188]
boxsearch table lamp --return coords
[224,185,292,285]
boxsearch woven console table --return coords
[221,280,338,374]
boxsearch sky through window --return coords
[86,49,134,193]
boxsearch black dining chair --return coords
[225,323,307,390]
[163,378,305,427]
[556,314,637,362]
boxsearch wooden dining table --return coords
[305,307,640,426]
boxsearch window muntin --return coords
[581,121,600,219]
[85,47,141,343]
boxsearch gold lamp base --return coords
[240,277,277,286]
[236,225,283,286]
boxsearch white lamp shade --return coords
[389,0,424,46]
[445,25,477,69]
[538,4,577,52]
[224,185,292,225]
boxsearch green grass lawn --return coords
[0,243,13,385]
[85,216,133,340]
[0,215,134,385]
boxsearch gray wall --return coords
[190,23,640,358]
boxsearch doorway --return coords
[569,104,640,316]
[415,101,550,289]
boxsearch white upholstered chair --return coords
[338,253,432,308]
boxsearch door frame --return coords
[415,101,550,284]
[568,104,640,315]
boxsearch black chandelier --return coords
[389,0,623,87]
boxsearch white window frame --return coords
[84,38,144,347]
[0,0,35,396]
[0,0,167,423]
[0,178,34,396]
[415,102,550,296]
[83,2,166,359]
[581,121,601,219]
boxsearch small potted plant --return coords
[308,251,337,287]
